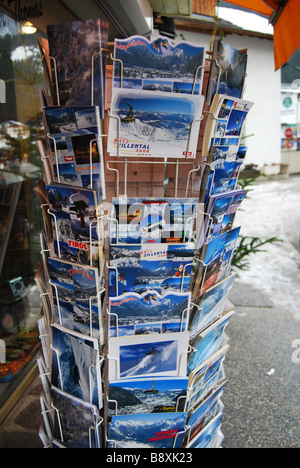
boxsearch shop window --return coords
[0,9,45,408]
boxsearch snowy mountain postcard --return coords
[109,243,195,297]
[108,376,189,416]
[113,35,206,96]
[108,331,189,381]
[109,290,191,337]
[51,324,102,409]
[44,106,105,195]
[108,411,188,448]
[206,39,248,106]
[186,412,223,448]
[47,19,108,114]
[109,197,198,244]
[108,88,204,158]
[47,257,103,339]
[46,183,103,269]
[51,386,102,448]
[206,189,246,239]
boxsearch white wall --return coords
[151,28,282,169]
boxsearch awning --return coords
[223,0,300,70]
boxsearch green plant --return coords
[232,236,283,271]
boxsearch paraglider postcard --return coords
[108,290,191,338]
[108,88,204,159]
[108,376,189,416]
[113,35,206,96]
[108,331,189,381]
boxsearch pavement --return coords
[0,282,299,449]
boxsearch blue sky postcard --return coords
[109,290,191,337]
[108,411,188,448]
[108,88,204,159]
[109,243,195,297]
[185,412,223,448]
[113,35,206,96]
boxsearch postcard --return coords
[46,183,103,270]
[184,382,226,446]
[43,106,105,195]
[47,257,104,339]
[114,35,206,96]
[108,412,188,448]
[187,311,235,375]
[204,189,245,241]
[109,290,191,337]
[206,40,248,106]
[193,227,240,296]
[51,324,103,409]
[189,274,236,338]
[203,95,254,157]
[51,386,102,448]
[47,19,108,115]
[187,345,229,412]
[108,88,204,159]
[108,376,189,416]
[108,331,189,381]
[185,412,223,448]
[109,243,195,297]
[109,197,198,244]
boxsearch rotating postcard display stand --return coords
[34,26,252,449]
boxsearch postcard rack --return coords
[34,28,252,449]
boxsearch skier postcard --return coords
[113,35,206,96]
[47,19,108,114]
[46,183,103,270]
[108,411,188,449]
[109,197,198,244]
[108,376,189,416]
[108,88,204,159]
[43,106,105,196]
[109,243,195,297]
[189,273,237,338]
[47,257,104,340]
[206,40,248,106]
[51,386,102,448]
[108,331,189,381]
[108,290,191,337]
[187,311,235,375]
[51,324,102,409]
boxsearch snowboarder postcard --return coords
[51,385,102,448]
[113,35,206,96]
[43,106,105,196]
[108,331,189,381]
[108,376,189,416]
[193,227,240,296]
[47,257,104,340]
[187,311,235,375]
[109,290,191,338]
[51,324,102,410]
[109,197,198,244]
[108,88,204,159]
[187,345,229,413]
[202,94,254,157]
[109,243,195,297]
[189,273,236,338]
[206,40,248,106]
[47,19,108,114]
[46,183,103,270]
[108,411,188,449]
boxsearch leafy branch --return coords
[232,236,283,271]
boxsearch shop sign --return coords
[0,0,43,22]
